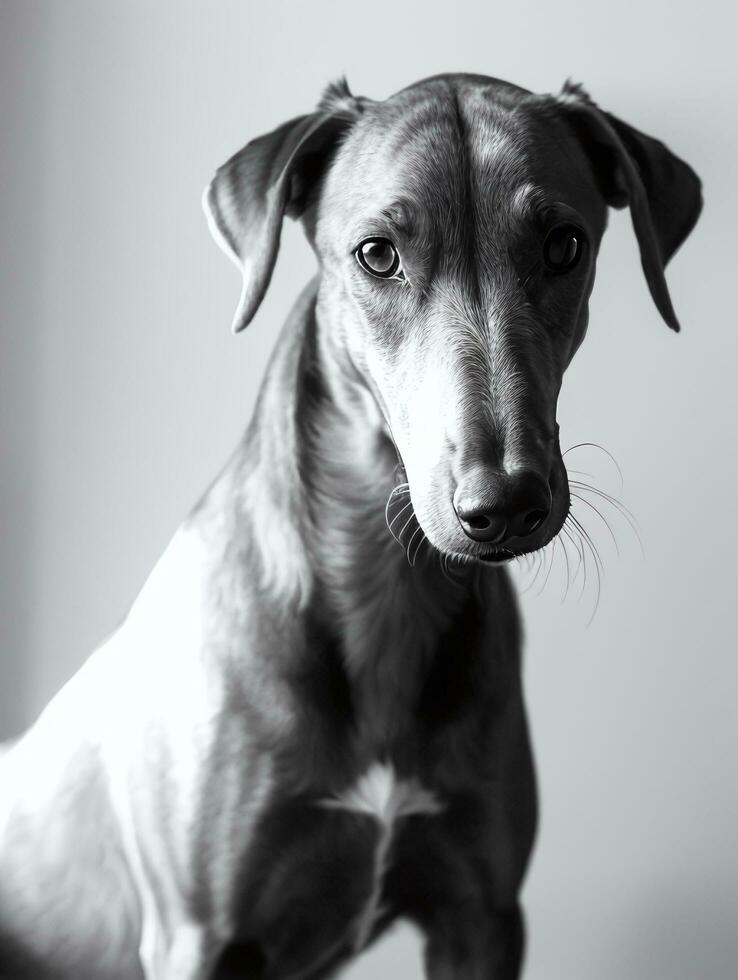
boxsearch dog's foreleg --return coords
[422,904,524,980]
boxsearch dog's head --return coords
[204,74,701,565]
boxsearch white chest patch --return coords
[318,764,442,951]
[320,762,442,823]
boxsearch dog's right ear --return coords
[557,82,702,332]
[204,80,363,332]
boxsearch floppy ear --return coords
[558,82,702,331]
[203,79,363,332]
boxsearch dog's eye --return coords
[543,224,584,272]
[355,238,403,279]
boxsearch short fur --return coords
[0,74,701,979]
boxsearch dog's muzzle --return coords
[452,469,552,549]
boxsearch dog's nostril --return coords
[465,514,493,531]
[455,507,508,544]
[522,509,548,534]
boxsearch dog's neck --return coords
[300,289,489,740]
[196,283,498,748]
[306,287,474,643]
[223,283,478,655]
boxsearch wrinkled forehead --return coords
[323,83,532,236]
[320,79,603,244]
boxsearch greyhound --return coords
[0,74,700,980]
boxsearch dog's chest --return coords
[318,760,442,821]
[291,575,492,765]
[317,762,443,947]
[215,583,517,974]
[222,761,444,976]
[221,621,488,973]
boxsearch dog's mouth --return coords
[465,524,566,566]
[387,456,568,569]
[435,544,521,567]
[476,548,516,565]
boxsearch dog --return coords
[0,74,701,979]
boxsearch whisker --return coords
[569,480,640,527]
[561,523,582,586]
[405,524,423,566]
[569,480,644,556]
[563,516,588,601]
[520,547,545,594]
[517,552,536,585]
[396,509,417,547]
[390,481,410,493]
[569,512,604,575]
[533,543,548,597]
[410,529,427,567]
[563,442,624,488]
[445,553,463,585]
[387,499,412,526]
[568,512,602,624]
[558,528,572,602]
[438,550,466,586]
[518,552,536,593]
[384,482,412,544]
[537,538,557,596]
[571,492,621,558]
[386,501,414,543]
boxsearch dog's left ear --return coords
[557,83,702,331]
[204,79,363,332]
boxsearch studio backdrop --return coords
[1,2,736,978]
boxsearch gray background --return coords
[1,2,736,977]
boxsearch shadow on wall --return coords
[312,881,738,980]
[0,3,39,742]
[613,881,738,980]
[528,875,738,980]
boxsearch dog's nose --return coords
[454,471,551,545]
[454,505,508,543]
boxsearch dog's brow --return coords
[389,101,452,151]
[380,201,414,236]
[510,182,549,217]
